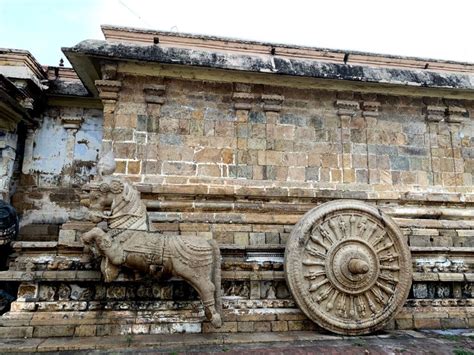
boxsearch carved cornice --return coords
[362,101,380,117]
[95,80,122,101]
[232,92,255,111]
[101,25,474,75]
[262,94,284,112]
[61,115,84,130]
[425,105,446,122]
[335,99,360,116]
[446,106,467,124]
[143,84,166,105]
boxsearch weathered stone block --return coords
[413,318,441,329]
[395,317,413,330]
[203,321,237,333]
[249,233,265,245]
[440,318,468,329]
[390,156,409,171]
[237,322,254,332]
[305,167,320,181]
[271,320,288,332]
[162,162,196,176]
[254,321,272,332]
[233,232,249,245]
[58,229,76,245]
[75,325,96,337]
[33,325,75,337]
[410,235,431,247]
[0,326,33,338]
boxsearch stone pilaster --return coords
[231,84,256,179]
[143,84,166,132]
[142,84,166,175]
[447,106,468,186]
[335,100,360,183]
[95,79,122,152]
[261,94,288,180]
[61,115,84,185]
[362,101,380,184]
[425,105,446,186]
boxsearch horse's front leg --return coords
[101,257,120,282]
[81,227,105,244]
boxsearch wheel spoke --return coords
[286,202,412,335]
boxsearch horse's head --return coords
[81,178,124,223]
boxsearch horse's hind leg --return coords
[174,264,222,328]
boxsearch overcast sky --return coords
[1,0,473,66]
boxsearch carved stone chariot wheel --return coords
[285,200,412,335]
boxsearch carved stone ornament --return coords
[285,200,412,335]
[81,152,222,327]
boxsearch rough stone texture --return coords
[64,40,474,92]
[81,158,222,328]
[0,25,473,339]
[12,106,103,227]
[285,200,412,335]
[90,75,474,198]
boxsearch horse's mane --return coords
[108,179,148,231]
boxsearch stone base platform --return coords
[0,305,472,339]
[0,329,472,353]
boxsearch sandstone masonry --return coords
[0,25,472,338]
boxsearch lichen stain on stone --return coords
[66,39,474,91]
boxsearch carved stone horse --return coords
[81,176,222,327]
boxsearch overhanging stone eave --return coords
[62,49,101,98]
[119,61,474,100]
[63,39,474,100]
[100,25,474,72]
[45,94,103,109]
[0,97,31,131]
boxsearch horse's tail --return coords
[209,239,222,315]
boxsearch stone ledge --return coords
[63,40,474,95]
[0,329,472,353]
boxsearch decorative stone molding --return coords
[407,299,474,308]
[425,105,446,122]
[95,80,121,103]
[143,84,166,105]
[446,106,467,124]
[95,80,121,116]
[262,94,284,112]
[335,100,360,117]
[362,101,380,118]
[232,92,255,111]
[222,299,296,309]
[61,116,84,130]
[415,261,468,273]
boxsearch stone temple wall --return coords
[0,27,473,338]
[108,76,473,191]
[12,105,103,227]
